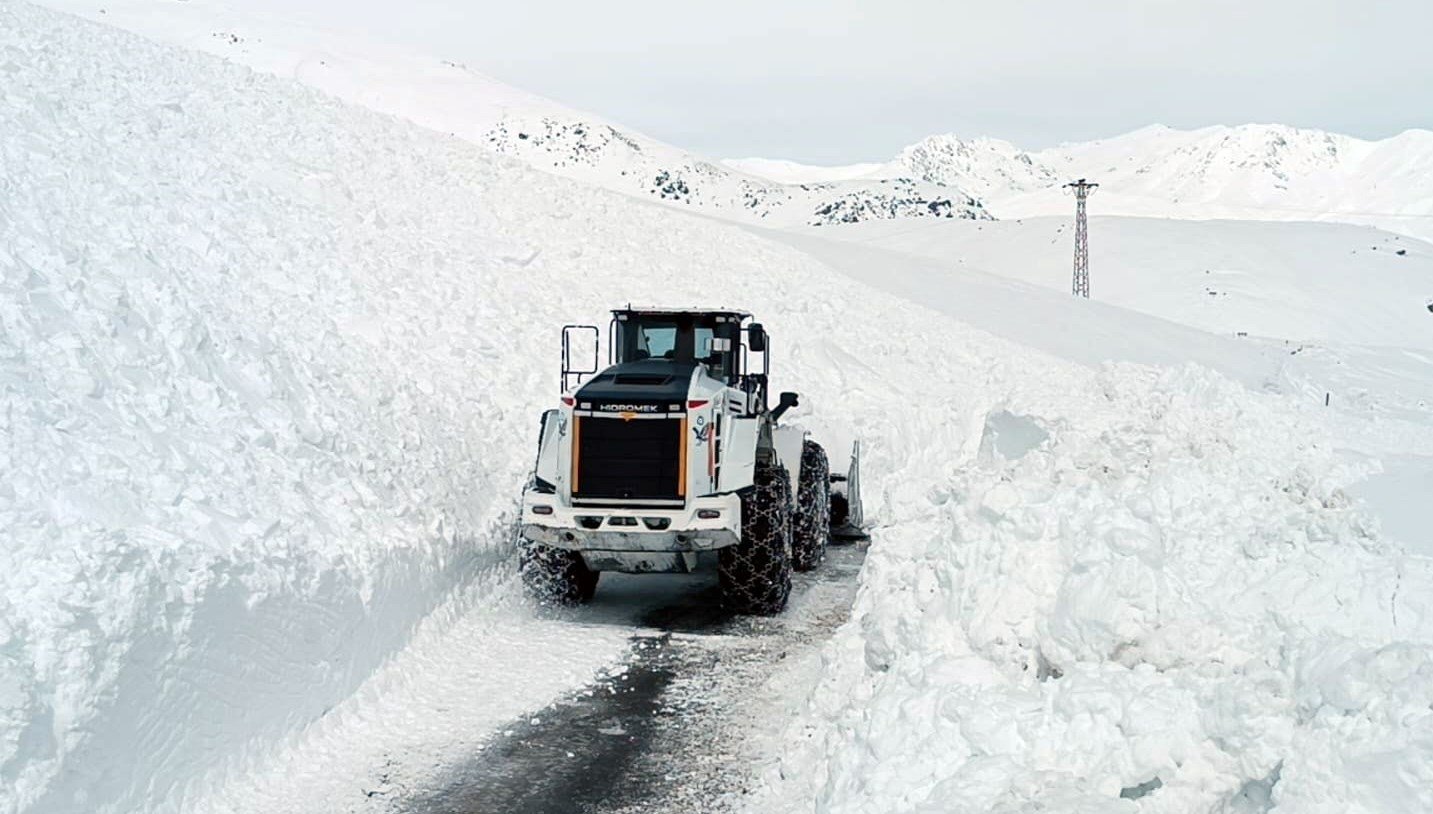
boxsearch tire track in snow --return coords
[405,543,867,814]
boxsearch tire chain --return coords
[520,543,598,605]
[718,464,793,615]
[791,440,831,572]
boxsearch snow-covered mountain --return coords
[32,0,989,228]
[897,135,1060,199]
[482,114,988,226]
[40,1,1432,237]
[729,136,1059,202]
[1000,124,1433,242]
[733,123,1433,241]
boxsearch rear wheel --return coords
[520,543,599,605]
[719,463,793,615]
[791,440,830,572]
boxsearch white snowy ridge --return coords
[32,0,990,229]
[37,0,1433,239]
[481,115,990,226]
[734,124,1433,243]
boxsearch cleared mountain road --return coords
[406,543,867,814]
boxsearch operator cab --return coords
[560,307,770,414]
[612,308,748,386]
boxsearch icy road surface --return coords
[409,545,865,814]
[200,545,867,814]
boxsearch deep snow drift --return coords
[1,2,609,809]
[755,367,1433,813]
[5,2,1433,813]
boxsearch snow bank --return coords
[0,3,578,810]
[757,362,1433,813]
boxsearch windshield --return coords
[630,322,678,360]
[615,314,740,381]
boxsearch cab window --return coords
[615,314,741,383]
[630,322,678,359]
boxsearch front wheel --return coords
[520,543,599,605]
[719,463,793,615]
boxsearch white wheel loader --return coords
[519,307,865,615]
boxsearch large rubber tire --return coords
[520,543,599,606]
[719,463,793,615]
[791,440,831,572]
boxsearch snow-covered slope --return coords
[807,216,1433,352]
[29,0,571,135]
[7,3,1433,814]
[784,216,1433,437]
[31,0,990,229]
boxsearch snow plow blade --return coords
[829,440,868,542]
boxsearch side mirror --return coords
[748,323,767,353]
[771,390,799,421]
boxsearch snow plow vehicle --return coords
[519,307,864,615]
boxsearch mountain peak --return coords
[896,133,1055,197]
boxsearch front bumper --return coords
[520,490,742,553]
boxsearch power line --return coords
[1083,191,1433,220]
[1065,179,1098,298]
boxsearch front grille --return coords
[574,416,683,502]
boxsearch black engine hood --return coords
[575,359,696,406]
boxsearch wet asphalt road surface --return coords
[402,542,867,814]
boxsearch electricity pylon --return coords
[1064,178,1098,298]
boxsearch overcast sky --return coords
[254,0,1430,164]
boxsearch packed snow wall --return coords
[757,364,1433,813]
[0,3,539,810]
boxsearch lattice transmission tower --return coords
[1064,178,1098,298]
